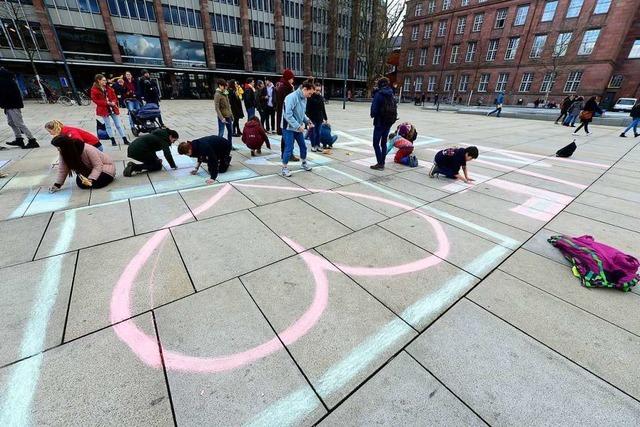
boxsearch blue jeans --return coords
[623,118,640,134]
[488,106,502,117]
[102,113,126,138]
[282,129,307,165]
[372,125,390,166]
[218,117,233,145]
[246,107,256,119]
[564,113,578,126]
[310,120,322,148]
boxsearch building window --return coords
[465,41,477,62]
[593,0,611,14]
[109,0,156,21]
[519,73,534,92]
[496,73,509,92]
[629,39,640,58]
[50,0,101,14]
[428,0,435,14]
[566,0,583,18]
[437,20,447,37]
[433,46,442,64]
[403,76,411,92]
[554,32,572,57]
[505,37,520,60]
[478,73,490,92]
[116,33,164,64]
[564,71,582,92]
[608,75,623,88]
[514,5,529,26]
[415,76,423,92]
[407,50,415,66]
[442,0,451,11]
[578,29,600,55]
[415,3,423,16]
[461,0,469,5]
[444,75,453,92]
[419,48,428,65]
[427,76,437,92]
[169,39,206,66]
[424,22,433,39]
[495,8,508,29]
[530,35,547,58]
[456,16,466,35]
[450,44,459,63]
[541,1,558,22]
[540,72,555,92]
[411,25,419,41]
[472,13,484,32]
[486,39,499,61]
[2,20,48,52]
[458,75,469,92]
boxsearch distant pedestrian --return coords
[555,95,574,124]
[177,135,231,184]
[228,80,244,136]
[276,69,299,161]
[45,120,103,151]
[137,70,164,126]
[123,128,179,176]
[90,74,129,146]
[369,77,398,170]
[0,67,38,149]
[214,79,234,148]
[306,81,328,153]
[487,92,505,117]
[255,80,265,124]
[244,78,257,119]
[49,135,115,191]
[564,96,583,127]
[433,92,439,106]
[574,96,602,136]
[429,146,479,183]
[242,116,271,156]
[112,78,127,108]
[123,71,137,100]
[262,79,277,133]
[281,80,315,177]
[620,100,640,138]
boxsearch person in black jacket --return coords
[228,80,244,136]
[177,136,231,184]
[262,79,277,133]
[0,67,39,149]
[137,70,164,126]
[573,96,603,136]
[306,82,328,152]
[620,100,640,138]
[555,95,574,125]
[243,78,257,119]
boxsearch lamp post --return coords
[342,2,350,110]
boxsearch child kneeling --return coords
[242,116,270,156]
[429,146,478,184]
[387,122,418,167]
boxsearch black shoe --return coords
[635,132,639,138]
[620,133,627,138]
[123,162,135,177]
[123,137,130,145]
[22,139,39,149]
[428,164,439,178]
[6,138,24,148]
[370,164,384,170]
[110,137,117,146]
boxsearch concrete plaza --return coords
[1,100,639,426]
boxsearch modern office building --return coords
[398,0,640,107]
[0,0,374,98]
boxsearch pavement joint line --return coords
[551,207,640,235]
[60,251,80,345]
[151,311,178,427]
[127,198,136,237]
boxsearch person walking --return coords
[620,100,640,138]
[573,96,602,136]
[0,67,39,149]
[555,95,574,124]
[177,135,232,184]
[262,79,276,133]
[49,135,115,191]
[228,80,244,136]
[276,69,299,161]
[281,80,315,177]
[369,77,397,170]
[45,120,103,151]
[123,128,179,176]
[306,81,328,153]
[90,74,130,147]
[244,78,257,119]
[564,96,583,127]
[214,79,234,148]
[487,91,505,117]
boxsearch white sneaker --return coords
[302,161,312,172]
[281,167,292,177]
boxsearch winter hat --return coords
[397,123,411,138]
[283,69,295,81]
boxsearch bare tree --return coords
[0,0,47,101]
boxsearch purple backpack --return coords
[548,235,639,292]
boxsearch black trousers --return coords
[76,172,114,189]
[263,106,276,131]
[131,153,163,172]
[555,111,568,123]
[233,117,241,135]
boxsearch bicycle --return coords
[38,90,91,106]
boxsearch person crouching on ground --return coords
[45,120,103,151]
[177,135,231,184]
[387,122,418,166]
[429,146,479,183]
[306,81,328,153]
[49,135,115,192]
[281,80,315,177]
[242,116,271,156]
[123,128,179,177]
[320,123,338,152]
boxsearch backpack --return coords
[548,235,639,292]
[379,93,398,127]
[556,141,577,158]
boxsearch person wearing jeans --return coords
[305,82,328,152]
[90,73,129,146]
[620,100,640,138]
[487,92,505,117]
[281,80,315,177]
[213,79,235,149]
[370,77,396,170]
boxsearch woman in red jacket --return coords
[45,120,103,151]
[90,74,129,146]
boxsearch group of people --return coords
[555,94,604,135]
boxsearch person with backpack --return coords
[370,77,397,170]
[242,116,271,156]
[573,96,602,136]
[429,146,479,183]
[487,92,505,117]
[0,67,39,149]
[306,81,329,153]
[563,96,583,127]
[177,135,231,184]
[281,80,315,177]
[555,95,575,125]
[619,100,640,138]
[123,128,179,176]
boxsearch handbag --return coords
[579,110,593,121]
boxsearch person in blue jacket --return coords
[281,80,315,177]
[370,77,397,170]
[487,92,505,117]
[177,135,232,184]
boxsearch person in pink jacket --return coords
[49,135,116,191]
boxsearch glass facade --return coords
[169,39,206,67]
[56,26,111,61]
[116,33,164,64]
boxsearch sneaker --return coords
[281,166,292,177]
[302,161,312,172]
[369,164,384,170]
[620,133,626,138]
[23,139,39,149]
[123,161,135,177]
[428,164,439,178]
[6,138,24,148]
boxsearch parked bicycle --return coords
[38,90,91,106]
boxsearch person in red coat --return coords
[241,116,271,156]
[45,120,103,151]
[90,74,129,146]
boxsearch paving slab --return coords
[242,252,416,407]
[521,228,570,266]
[301,191,387,231]
[564,202,640,233]
[497,171,585,196]
[575,191,640,219]
[499,249,640,335]
[232,175,310,205]
[470,269,640,400]
[317,226,477,330]
[65,233,193,341]
[36,201,134,258]
[372,175,450,203]
[154,279,325,426]
[588,181,640,204]
[251,198,351,249]
[171,210,294,290]
[130,192,194,234]
[319,351,484,426]
[89,173,155,205]
[284,169,341,191]
[147,167,211,193]
[0,314,173,426]
[0,188,39,219]
[407,299,640,426]
[335,181,424,217]
[24,186,91,216]
[179,183,255,220]
[0,253,75,367]
[0,213,50,268]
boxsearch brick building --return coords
[0,0,374,98]
[398,0,640,107]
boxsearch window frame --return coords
[478,73,490,92]
[486,39,499,61]
[519,72,534,92]
[563,71,583,92]
[472,13,484,32]
[505,37,520,60]
[456,16,466,35]
[541,1,558,22]
[495,8,508,29]
[565,0,583,19]
[577,28,600,56]
[530,34,547,58]
[465,41,477,62]
[514,4,529,26]
[450,44,460,63]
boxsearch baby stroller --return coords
[126,98,161,136]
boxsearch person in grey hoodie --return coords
[563,96,583,127]
[281,80,315,177]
